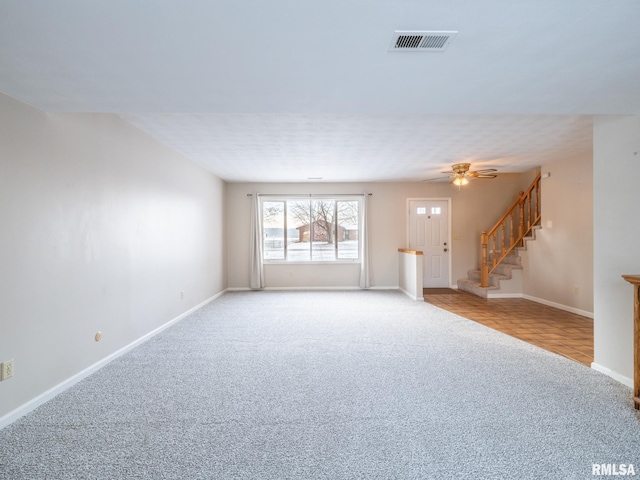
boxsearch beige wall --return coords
[520,152,594,316]
[0,93,227,420]
[592,115,640,385]
[227,172,537,289]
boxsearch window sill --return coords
[264,260,361,265]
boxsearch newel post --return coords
[481,231,489,288]
[621,275,640,412]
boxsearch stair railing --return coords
[480,173,542,288]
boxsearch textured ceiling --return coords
[122,114,593,182]
[0,0,634,182]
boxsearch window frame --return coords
[261,195,362,264]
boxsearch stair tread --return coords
[496,264,521,270]
[467,269,516,279]
[457,278,499,290]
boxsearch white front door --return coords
[409,199,450,288]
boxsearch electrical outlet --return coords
[1,359,14,381]
[574,286,580,294]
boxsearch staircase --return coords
[458,173,542,298]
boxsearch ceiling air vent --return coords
[389,31,458,52]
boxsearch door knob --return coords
[444,248,448,252]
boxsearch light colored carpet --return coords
[1,290,638,479]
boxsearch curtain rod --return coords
[246,193,372,197]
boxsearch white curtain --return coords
[359,193,371,288]
[249,193,264,289]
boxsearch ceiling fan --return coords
[424,163,498,186]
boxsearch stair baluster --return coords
[480,232,489,288]
[509,211,515,249]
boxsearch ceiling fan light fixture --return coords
[452,175,469,186]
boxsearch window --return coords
[262,196,361,262]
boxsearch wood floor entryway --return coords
[423,290,594,366]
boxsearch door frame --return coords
[406,197,453,288]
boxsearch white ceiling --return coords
[1,1,638,182]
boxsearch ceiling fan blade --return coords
[472,174,498,179]
[422,175,454,182]
[468,169,498,178]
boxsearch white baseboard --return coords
[0,290,226,431]
[263,286,362,291]
[590,362,633,388]
[399,287,422,301]
[487,293,523,299]
[228,286,399,291]
[522,294,593,319]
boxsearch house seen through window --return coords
[262,197,360,262]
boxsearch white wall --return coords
[227,173,536,289]
[398,251,423,301]
[0,93,227,420]
[592,115,640,385]
[520,152,594,316]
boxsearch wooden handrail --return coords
[485,173,541,240]
[480,173,542,287]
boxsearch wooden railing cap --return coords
[398,248,423,255]
[622,275,640,285]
